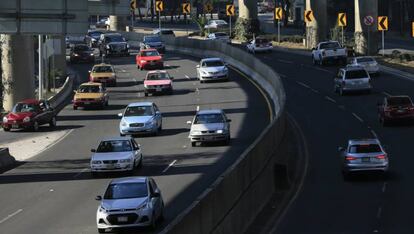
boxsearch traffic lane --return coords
[276,77,384,233]
[0,53,269,234]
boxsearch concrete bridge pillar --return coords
[305,0,328,49]
[1,34,35,111]
[354,0,378,55]
[235,0,259,41]
[109,15,127,31]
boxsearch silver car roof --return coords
[200,57,223,62]
[348,139,381,145]
[197,109,223,115]
[127,102,154,107]
[100,136,134,141]
[110,177,147,184]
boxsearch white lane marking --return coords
[382,182,387,193]
[185,75,190,79]
[182,145,187,148]
[162,160,177,173]
[0,209,23,224]
[279,74,287,78]
[371,130,378,138]
[196,106,200,111]
[49,189,54,192]
[73,168,88,178]
[310,88,319,94]
[352,113,364,122]
[277,59,293,64]
[297,81,310,89]
[382,92,392,97]
[373,230,379,233]
[193,82,196,86]
[313,66,334,74]
[376,206,382,219]
[195,88,199,94]
[324,96,336,103]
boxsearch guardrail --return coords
[48,75,74,113]
[121,32,287,234]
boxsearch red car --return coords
[136,49,163,70]
[378,95,414,126]
[2,99,57,132]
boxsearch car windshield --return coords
[147,73,169,80]
[74,45,90,51]
[349,144,382,153]
[12,103,40,113]
[202,60,224,67]
[78,85,100,93]
[93,66,113,73]
[144,36,161,43]
[142,51,159,57]
[388,97,412,106]
[345,70,368,79]
[357,57,375,63]
[104,182,148,199]
[96,140,132,153]
[320,42,341,49]
[106,36,125,42]
[194,113,225,124]
[124,106,153,117]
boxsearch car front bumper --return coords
[91,162,133,172]
[120,124,157,135]
[3,121,33,129]
[97,209,153,229]
[189,133,229,142]
[254,46,273,52]
[199,73,228,81]
[140,61,163,69]
[73,99,104,107]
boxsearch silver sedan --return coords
[339,139,389,179]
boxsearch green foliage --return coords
[193,15,207,37]
[234,18,260,42]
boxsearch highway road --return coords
[248,48,414,233]
[0,53,270,233]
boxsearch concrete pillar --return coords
[109,15,127,31]
[235,0,259,41]
[47,36,66,91]
[354,0,378,55]
[0,35,35,111]
[305,0,328,49]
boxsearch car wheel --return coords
[312,57,317,65]
[3,127,10,132]
[158,203,165,221]
[381,118,388,127]
[224,136,230,145]
[158,124,162,132]
[105,100,109,106]
[32,121,39,132]
[98,228,105,233]
[49,117,57,127]
[191,142,196,147]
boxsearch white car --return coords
[95,177,164,232]
[207,32,230,43]
[118,102,162,136]
[312,41,347,65]
[187,109,231,147]
[204,20,228,29]
[334,66,372,95]
[246,37,273,53]
[349,56,380,76]
[196,58,229,83]
[90,137,143,176]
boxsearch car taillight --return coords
[376,154,387,159]
[408,107,414,111]
[346,156,357,161]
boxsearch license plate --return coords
[156,88,162,92]
[204,136,214,140]
[12,124,19,129]
[117,216,128,222]
[107,164,115,169]
[397,109,406,113]
[362,158,370,162]
[84,102,90,105]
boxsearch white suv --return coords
[334,66,372,95]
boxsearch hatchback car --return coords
[89,63,117,86]
[136,49,164,70]
[90,137,143,176]
[144,70,173,96]
[378,95,414,126]
[196,58,229,83]
[334,66,372,95]
[73,82,109,110]
[2,99,56,132]
[95,177,164,232]
[349,56,380,76]
[119,102,162,136]
[339,139,389,179]
[187,109,231,146]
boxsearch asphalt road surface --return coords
[0,53,270,233]
[249,49,414,233]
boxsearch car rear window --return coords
[194,113,224,124]
[97,140,132,152]
[349,144,382,153]
[345,70,368,79]
[320,42,341,49]
[104,182,148,199]
[147,72,169,80]
[93,66,113,73]
[78,85,100,93]
[256,38,269,44]
[356,57,375,63]
[387,97,412,106]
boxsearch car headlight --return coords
[23,116,30,123]
[126,44,130,49]
[92,160,102,164]
[144,84,148,88]
[91,38,96,42]
[121,120,127,127]
[136,202,149,210]
[141,60,147,63]
[106,45,110,49]
[3,116,8,123]
[223,67,228,72]
[119,158,131,163]
[73,53,79,57]
[216,129,224,134]
[90,53,94,56]
[99,205,107,213]
[191,130,202,135]
[201,70,207,75]
[146,119,156,126]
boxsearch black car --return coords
[98,33,129,57]
[140,35,166,54]
[69,44,95,63]
[85,30,105,48]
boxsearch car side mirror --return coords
[95,195,102,201]
[186,120,192,125]
[91,149,96,152]
[118,113,123,117]
[196,65,200,68]
[155,111,161,115]
[227,119,231,122]
[338,147,345,152]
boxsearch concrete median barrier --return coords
[0,148,16,169]
[48,75,74,113]
[121,32,287,234]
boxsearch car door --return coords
[131,139,141,163]
[149,179,162,217]
[153,104,162,127]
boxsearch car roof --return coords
[343,65,365,71]
[104,33,122,37]
[79,82,102,86]
[147,70,167,74]
[197,109,223,115]
[140,48,158,52]
[93,63,112,67]
[110,177,147,184]
[20,99,41,104]
[101,136,134,142]
[201,57,223,62]
[348,139,381,145]
[127,102,154,107]
[386,95,412,100]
